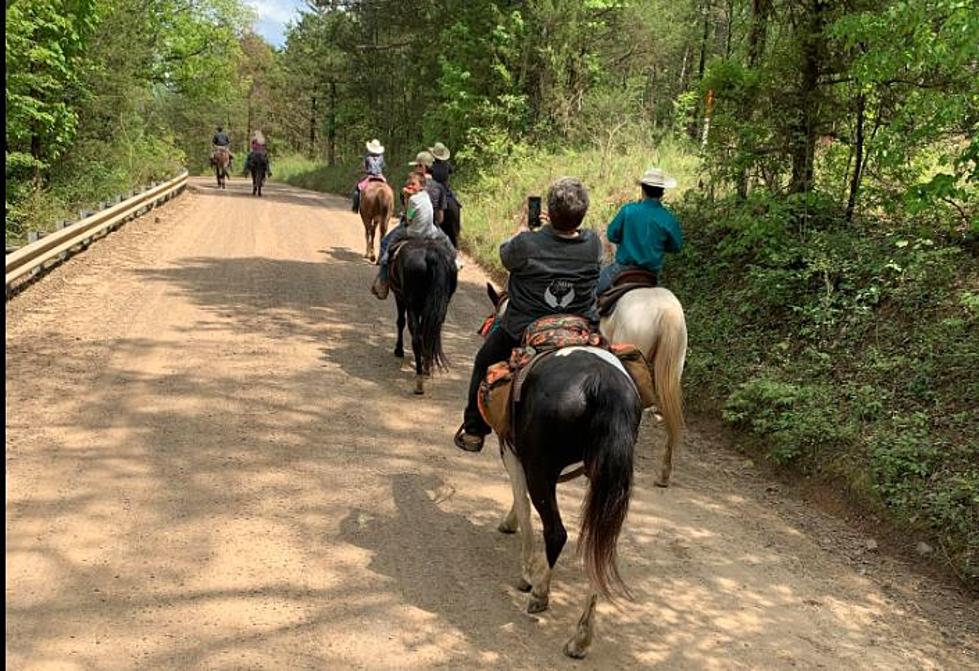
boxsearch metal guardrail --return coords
[5,171,188,293]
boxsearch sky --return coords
[249,0,306,48]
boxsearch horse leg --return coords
[526,475,566,614]
[564,593,599,659]
[364,220,374,261]
[502,446,536,592]
[394,296,406,359]
[498,502,518,534]
[377,216,389,265]
[410,309,425,394]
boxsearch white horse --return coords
[599,287,687,486]
[484,283,687,486]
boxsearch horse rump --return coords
[394,238,458,371]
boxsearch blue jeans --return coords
[377,226,405,283]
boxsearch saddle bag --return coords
[610,343,657,409]
[478,361,514,439]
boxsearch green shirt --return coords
[606,198,683,273]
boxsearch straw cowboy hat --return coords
[408,151,434,168]
[365,139,385,154]
[639,167,677,189]
[428,142,451,161]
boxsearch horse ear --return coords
[486,282,499,305]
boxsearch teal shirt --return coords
[606,198,683,273]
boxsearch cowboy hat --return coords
[408,151,434,168]
[365,139,385,154]
[638,167,677,189]
[428,142,451,161]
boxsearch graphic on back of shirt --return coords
[544,279,575,309]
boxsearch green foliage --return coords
[5,0,254,243]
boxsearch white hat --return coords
[639,167,677,189]
[365,139,385,154]
[408,151,434,168]
[428,142,450,161]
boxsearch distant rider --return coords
[244,130,272,177]
[352,139,386,212]
[211,126,233,171]
[370,172,456,300]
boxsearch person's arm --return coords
[606,207,625,244]
[663,212,684,252]
[500,231,528,272]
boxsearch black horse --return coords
[390,238,458,394]
[440,195,461,248]
[497,347,641,659]
[247,152,268,196]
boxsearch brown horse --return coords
[359,179,394,262]
[211,147,231,189]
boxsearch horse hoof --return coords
[394,348,404,359]
[527,594,549,614]
[654,478,670,488]
[515,578,532,593]
[563,639,589,660]
[414,377,424,395]
[498,521,517,534]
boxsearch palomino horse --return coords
[212,147,231,189]
[498,347,641,659]
[390,238,458,394]
[359,179,394,262]
[248,152,268,196]
[599,288,686,486]
[485,283,687,487]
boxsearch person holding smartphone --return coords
[454,177,602,453]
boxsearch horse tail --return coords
[579,364,639,601]
[418,243,457,371]
[653,307,687,457]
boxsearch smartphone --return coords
[527,196,542,229]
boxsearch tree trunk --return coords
[309,95,317,158]
[789,0,828,195]
[736,0,772,199]
[690,0,712,140]
[747,0,772,68]
[327,82,337,167]
[845,92,866,223]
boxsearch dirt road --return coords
[6,178,977,670]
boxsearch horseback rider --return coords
[244,130,272,177]
[370,171,456,300]
[454,177,602,453]
[352,139,386,212]
[211,126,233,171]
[595,168,683,295]
[429,142,462,249]
[409,150,447,229]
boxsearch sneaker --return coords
[371,277,389,300]
[455,258,465,270]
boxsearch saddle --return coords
[596,269,658,317]
[359,175,387,190]
[478,315,655,443]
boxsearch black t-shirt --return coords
[213,132,230,146]
[431,160,452,185]
[500,226,602,338]
[425,177,447,213]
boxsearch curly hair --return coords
[547,177,590,231]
